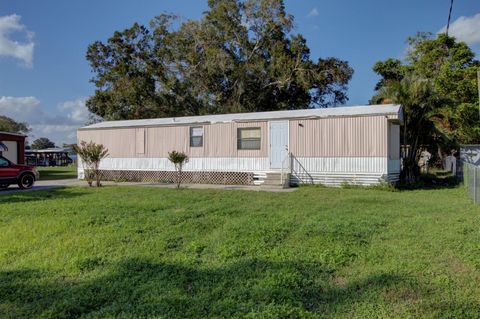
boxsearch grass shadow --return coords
[0,258,440,318]
[395,172,461,191]
[0,187,86,204]
[38,166,77,181]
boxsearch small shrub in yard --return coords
[74,141,109,187]
[168,151,189,188]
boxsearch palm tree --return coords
[375,76,445,182]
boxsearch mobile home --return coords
[77,104,403,186]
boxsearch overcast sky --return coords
[0,0,479,145]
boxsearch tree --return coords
[0,115,30,134]
[372,33,480,181]
[31,137,55,150]
[168,151,189,188]
[375,76,444,182]
[62,143,77,150]
[86,0,353,120]
[74,141,109,187]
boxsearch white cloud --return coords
[0,96,40,120]
[0,14,34,68]
[439,13,480,46]
[308,8,319,17]
[0,96,91,145]
[58,97,90,124]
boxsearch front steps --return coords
[259,172,290,189]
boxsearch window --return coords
[190,126,203,147]
[0,157,9,167]
[237,127,261,150]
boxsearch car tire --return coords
[18,173,35,189]
[0,184,9,190]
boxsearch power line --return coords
[446,0,454,36]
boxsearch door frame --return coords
[268,120,289,170]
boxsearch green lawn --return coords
[0,185,479,318]
[37,165,77,180]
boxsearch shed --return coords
[77,104,403,186]
[0,131,26,164]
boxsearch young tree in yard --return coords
[0,115,30,134]
[31,137,55,150]
[371,32,479,182]
[86,0,353,120]
[74,141,109,187]
[168,151,189,188]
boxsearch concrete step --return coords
[262,179,286,186]
[267,172,287,177]
[264,173,288,178]
[260,173,290,186]
[260,184,290,189]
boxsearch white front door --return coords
[269,121,289,169]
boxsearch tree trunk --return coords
[402,157,418,183]
[95,163,102,187]
[176,164,182,189]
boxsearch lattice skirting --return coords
[98,170,255,185]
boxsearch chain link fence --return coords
[463,162,480,204]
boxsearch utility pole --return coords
[446,0,454,36]
[478,68,480,118]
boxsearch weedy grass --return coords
[0,185,479,318]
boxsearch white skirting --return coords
[289,172,387,186]
[291,156,388,173]
[289,156,396,186]
[78,156,400,185]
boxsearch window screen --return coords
[190,126,203,147]
[389,123,400,160]
[237,127,261,150]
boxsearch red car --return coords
[0,156,39,189]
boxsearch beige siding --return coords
[289,116,387,157]
[78,120,268,158]
[146,126,189,157]
[79,116,387,159]
[78,128,136,157]
[204,123,233,157]
[135,128,145,155]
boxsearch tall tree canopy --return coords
[0,115,30,134]
[372,33,479,181]
[31,137,55,150]
[86,0,353,120]
[373,33,479,145]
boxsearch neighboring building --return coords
[0,131,26,164]
[77,104,403,186]
[25,148,74,166]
